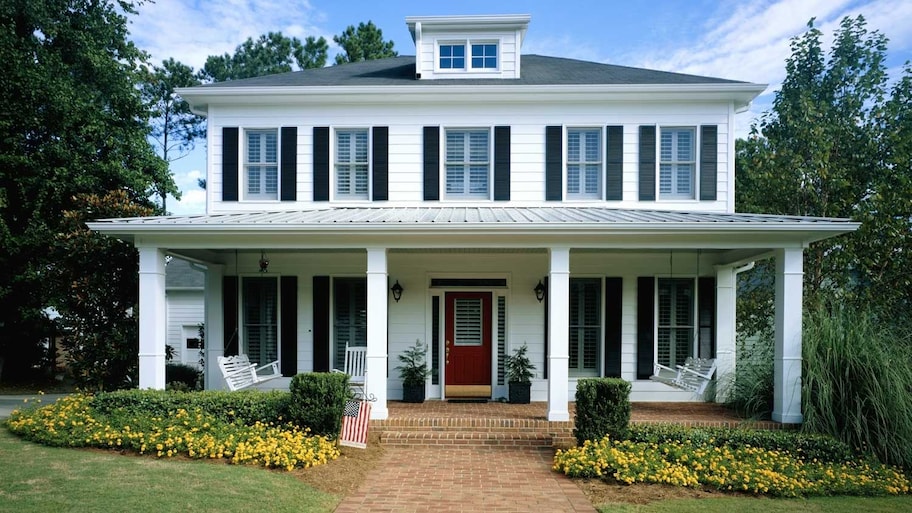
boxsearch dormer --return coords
[406,14,531,80]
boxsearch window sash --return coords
[332,278,367,370]
[245,130,278,200]
[567,128,602,198]
[335,129,369,199]
[445,129,490,198]
[569,278,601,376]
[439,44,465,69]
[470,43,497,69]
[657,278,695,367]
[659,128,695,199]
[242,277,278,365]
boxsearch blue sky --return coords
[127,0,912,214]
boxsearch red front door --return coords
[444,292,493,398]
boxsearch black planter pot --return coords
[402,383,426,403]
[508,381,531,404]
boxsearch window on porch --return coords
[242,277,278,365]
[657,278,694,368]
[569,278,600,377]
[333,277,367,369]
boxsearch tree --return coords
[201,32,328,82]
[0,0,173,382]
[736,16,912,313]
[142,58,206,211]
[333,21,397,65]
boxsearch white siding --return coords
[416,30,520,80]
[166,290,204,367]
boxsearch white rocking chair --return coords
[650,357,717,396]
[217,354,282,391]
[332,343,367,399]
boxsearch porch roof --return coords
[89,207,858,253]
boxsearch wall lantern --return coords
[390,280,404,302]
[259,250,270,273]
[534,280,546,303]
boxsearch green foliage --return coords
[333,21,397,65]
[90,389,290,426]
[396,340,430,387]
[723,330,774,419]
[554,434,909,496]
[288,373,349,437]
[504,343,535,384]
[626,424,855,464]
[201,32,328,82]
[165,363,202,391]
[0,0,173,381]
[574,378,631,445]
[802,301,912,470]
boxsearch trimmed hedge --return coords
[288,372,350,437]
[626,423,856,463]
[574,378,631,446]
[91,389,290,426]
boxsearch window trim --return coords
[443,127,492,200]
[242,128,280,201]
[658,126,697,200]
[565,126,604,200]
[239,275,281,365]
[654,276,698,368]
[435,39,500,73]
[332,127,372,201]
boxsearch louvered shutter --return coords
[222,127,239,202]
[638,126,656,201]
[280,276,297,376]
[372,126,389,201]
[605,126,623,201]
[545,126,562,201]
[494,126,511,201]
[312,276,330,372]
[280,127,297,201]
[699,125,718,201]
[423,126,440,200]
[604,277,623,377]
[636,276,655,379]
[313,127,329,201]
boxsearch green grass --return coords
[596,496,912,513]
[0,428,338,513]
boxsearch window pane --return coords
[445,129,489,198]
[454,298,483,346]
[335,129,369,199]
[569,278,600,375]
[657,278,694,367]
[470,44,497,69]
[567,129,601,197]
[333,278,367,370]
[659,128,695,198]
[440,44,465,69]
[243,277,278,365]
[245,130,279,199]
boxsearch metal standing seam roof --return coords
[91,207,857,229]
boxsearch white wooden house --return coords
[89,14,857,422]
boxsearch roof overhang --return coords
[176,82,767,116]
[406,14,532,44]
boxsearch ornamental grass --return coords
[553,435,910,497]
[6,394,340,471]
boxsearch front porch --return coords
[372,401,795,449]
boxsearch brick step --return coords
[380,430,554,448]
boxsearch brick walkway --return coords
[334,446,595,513]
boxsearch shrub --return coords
[91,389,290,426]
[803,301,912,469]
[574,378,630,446]
[165,363,201,390]
[723,332,774,419]
[288,373,349,437]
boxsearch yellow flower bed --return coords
[7,394,340,471]
[553,435,910,497]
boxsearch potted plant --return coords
[505,343,535,404]
[397,339,430,403]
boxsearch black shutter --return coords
[605,126,623,201]
[423,126,439,200]
[545,126,562,201]
[223,276,239,356]
[280,276,298,376]
[222,127,239,201]
[494,125,511,201]
[636,276,655,379]
[280,127,297,201]
[698,277,716,358]
[372,126,389,201]
[604,277,623,378]
[699,125,718,201]
[313,127,329,201]
[543,276,549,379]
[638,126,656,201]
[312,276,331,372]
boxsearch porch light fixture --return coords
[390,280,404,302]
[258,250,269,273]
[534,280,546,303]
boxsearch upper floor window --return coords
[445,129,489,199]
[471,43,497,69]
[245,130,278,200]
[659,127,695,199]
[439,44,465,69]
[335,129,369,200]
[657,278,694,368]
[567,128,602,199]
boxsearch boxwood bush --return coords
[91,389,290,426]
[288,372,350,437]
[574,378,631,446]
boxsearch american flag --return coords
[340,399,371,448]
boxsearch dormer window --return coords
[439,44,465,69]
[471,44,497,69]
[436,40,499,72]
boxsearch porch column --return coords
[773,247,804,423]
[547,247,571,421]
[714,265,736,402]
[137,246,167,389]
[365,247,389,420]
[204,264,224,390]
